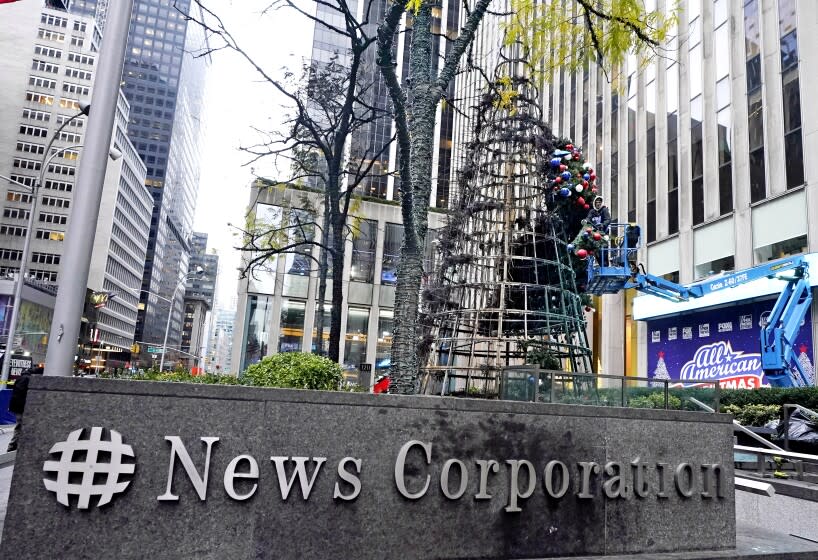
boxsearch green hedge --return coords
[718,387,818,411]
[100,352,344,391]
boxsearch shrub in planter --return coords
[721,404,780,426]
[628,392,682,410]
[242,352,343,390]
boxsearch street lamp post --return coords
[0,104,90,384]
[159,266,204,372]
[45,0,133,376]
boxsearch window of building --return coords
[382,223,403,285]
[0,226,27,237]
[755,235,807,263]
[779,0,803,189]
[690,96,704,225]
[4,208,30,220]
[32,59,59,73]
[311,304,331,355]
[6,192,33,204]
[376,309,393,371]
[745,0,765,202]
[22,108,50,122]
[38,28,65,42]
[0,249,23,262]
[278,299,305,353]
[25,91,54,106]
[350,219,376,283]
[283,208,314,276]
[41,13,68,27]
[242,294,272,371]
[16,141,45,155]
[34,44,62,59]
[343,307,369,382]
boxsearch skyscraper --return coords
[71,0,210,365]
[0,0,152,356]
[179,231,217,369]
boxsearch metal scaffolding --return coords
[421,49,593,398]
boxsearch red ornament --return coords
[565,144,574,150]
[592,232,602,241]
[555,176,562,183]
[583,203,590,210]
[585,227,593,233]
[577,196,586,206]
[590,173,596,180]
[576,248,588,259]
[584,305,593,312]
[553,186,559,191]
[800,344,808,354]
[559,164,567,171]
[583,180,589,187]
[591,187,598,193]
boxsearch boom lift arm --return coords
[585,223,812,387]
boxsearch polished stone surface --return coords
[1,377,737,559]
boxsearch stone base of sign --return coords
[2,377,740,559]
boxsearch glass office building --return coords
[71,1,209,363]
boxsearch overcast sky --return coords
[192,1,313,307]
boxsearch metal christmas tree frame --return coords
[421,49,593,398]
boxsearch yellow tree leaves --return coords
[502,0,677,82]
[493,75,519,114]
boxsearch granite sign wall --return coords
[1,377,736,559]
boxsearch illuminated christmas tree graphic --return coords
[651,351,671,386]
[797,344,815,386]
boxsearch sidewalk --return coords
[0,427,14,544]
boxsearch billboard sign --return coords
[647,299,814,388]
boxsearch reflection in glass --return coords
[311,304,331,355]
[343,307,370,381]
[382,223,403,285]
[279,300,305,352]
[376,309,394,370]
[755,235,807,263]
[350,219,376,283]
[243,294,272,371]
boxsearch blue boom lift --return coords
[585,223,812,387]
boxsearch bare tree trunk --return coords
[314,190,331,355]
[326,170,345,363]
[377,0,493,393]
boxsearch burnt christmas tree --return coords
[420,48,600,397]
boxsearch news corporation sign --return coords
[1,378,736,559]
[42,427,727,510]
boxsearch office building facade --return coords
[179,232,217,369]
[0,0,152,354]
[458,0,818,378]
[232,180,445,379]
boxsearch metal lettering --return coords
[656,463,670,499]
[576,461,600,499]
[271,456,327,500]
[674,463,695,498]
[543,460,569,499]
[505,460,535,513]
[333,457,362,501]
[223,454,259,501]
[474,459,499,500]
[157,436,219,501]
[394,440,431,500]
[602,462,630,499]
[440,459,468,500]
[631,457,649,498]
[701,464,725,499]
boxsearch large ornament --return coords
[559,187,571,197]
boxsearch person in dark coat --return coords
[586,196,611,233]
[5,365,43,452]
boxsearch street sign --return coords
[147,346,165,354]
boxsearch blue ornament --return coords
[559,187,571,197]
[550,158,562,168]
[561,171,572,181]
[583,173,591,181]
[582,231,589,238]
[567,243,575,251]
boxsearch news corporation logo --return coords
[43,427,136,509]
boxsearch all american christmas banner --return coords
[647,299,815,389]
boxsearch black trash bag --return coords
[776,408,818,445]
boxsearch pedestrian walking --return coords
[5,365,43,452]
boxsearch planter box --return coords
[1,377,736,559]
